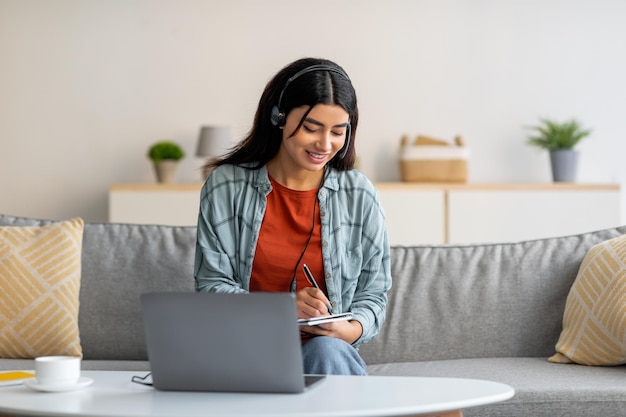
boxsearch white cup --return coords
[35,356,81,386]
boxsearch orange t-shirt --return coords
[250,177,327,298]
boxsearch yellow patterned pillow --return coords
[549,234,626,365]
[0,218,84,358]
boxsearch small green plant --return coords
[148,140,185,163]
[526,118,591,150]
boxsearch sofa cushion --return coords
[550,233,626,365]
[359,225,626,365]
[0,215,197,361]
[368,357,626,417]
[0,218,83,358]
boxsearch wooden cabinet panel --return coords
[109,184,201,226]
[377,188,445,245]
[448,189,621,243]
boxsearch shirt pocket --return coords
[341,249,363,282]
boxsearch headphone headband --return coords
[270,64,352,160]
[270,64,350,128]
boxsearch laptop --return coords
[140,292,325,393]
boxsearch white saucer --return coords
[23,377,94,392]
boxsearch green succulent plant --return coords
[148,141,185,163]
[526,118,591,150]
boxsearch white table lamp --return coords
[196,126,232,159]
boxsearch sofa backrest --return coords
[3,214,625,364]
[358,225,626,365]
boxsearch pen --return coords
[302,264,333,314]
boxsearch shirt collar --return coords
[247,163,339,193]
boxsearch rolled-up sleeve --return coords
[194,166,260,294]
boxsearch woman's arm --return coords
[308,172,392,347]
[194,166,250,294]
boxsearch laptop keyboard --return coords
[304,375,325,387]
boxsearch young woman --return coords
[194,57,391,375]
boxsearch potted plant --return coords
[147,140,185,183]
[526,118,591,182]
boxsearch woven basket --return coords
[399,145,469,182]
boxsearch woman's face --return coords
[278,104,350,174]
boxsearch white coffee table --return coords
[0,370,514,417]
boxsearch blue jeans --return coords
[301,336,368,375]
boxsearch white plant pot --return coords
[153,160,179,183]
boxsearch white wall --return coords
[1,0,625,223]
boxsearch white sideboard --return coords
[109,182,621,245]
[109,184,202,227]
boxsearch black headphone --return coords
[270,64,352,159]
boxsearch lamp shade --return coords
[195,126,232,158]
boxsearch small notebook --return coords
[298,312,353,326]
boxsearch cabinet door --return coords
[448,190,621,243]
[377,189,446,245]
[109,190,200,226]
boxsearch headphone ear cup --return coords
[270,106,285,127]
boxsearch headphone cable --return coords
[289,169,328,293]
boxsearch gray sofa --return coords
[1,214,625,417]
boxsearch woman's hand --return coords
[296,287,331,318]
[296,287,363,344]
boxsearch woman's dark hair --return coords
[203,57,358,176]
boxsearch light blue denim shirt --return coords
[194,164,391,347]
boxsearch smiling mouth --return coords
[307,151,328,160]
